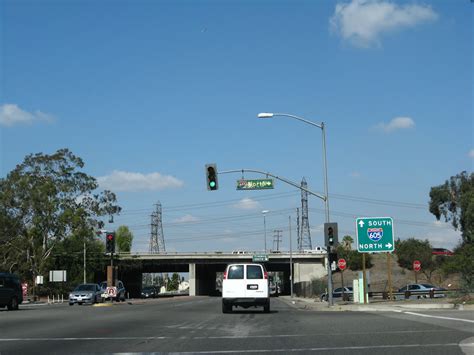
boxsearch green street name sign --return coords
[356,217,395,253]
[252,254,269,262]
[237,179,274,190]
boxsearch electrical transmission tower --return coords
[296,207,301,251]
[299,177,312,250]
[149,202,166,253]
[272,230,282,252]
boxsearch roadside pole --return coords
[362,254,367,304]
[289,216,293,299]
[387,252,393,300]
[341,270,344,300]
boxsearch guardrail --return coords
[369,289,459,300]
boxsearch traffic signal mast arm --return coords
[218,169,327,202]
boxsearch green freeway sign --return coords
[252,254,269,262]
[356,217,395,253]
[237,179,274,190]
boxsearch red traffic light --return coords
[107,234,114,241]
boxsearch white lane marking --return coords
[0,329,456,342]
[0,337,168,342]
[0,338,469,353]
[403,311,474,324]
[167,343,472,353]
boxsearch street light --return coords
[258,112,333,305]
[262,210,269,252]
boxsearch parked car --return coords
[0,272,23,310]
[397,283,446,298]
[320,286,353,302]
[222,263,270,313]
[69,283,102,305]
[100,280,127,302]
[141,286,158,298]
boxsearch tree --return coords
[167,272,180,291]
[441,243,474,292]
[395,238,441,282]
[0,149,121,287]
[429,171,474,244]
[336,245,371,271]
[342,235,354,250]
[116,225,133,253]
[46,231,107,292]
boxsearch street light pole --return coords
[262,210,269,252]
[258,112,333,306]
[289,216,293,298]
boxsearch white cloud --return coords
[0,103,54,127]
[97,170,184,192]
[232,198,261,210]
[374,116,415,133]
[469,149,474,159]
[172,214,200,224]
[330,0,438,48]
[350,171,361,178]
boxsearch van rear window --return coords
[228,265,244,279]
[247,265,263,279]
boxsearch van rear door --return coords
[223,264,245,298]
[245,264,268,298]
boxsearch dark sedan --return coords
[141,286,158,299]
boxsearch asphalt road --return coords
[1,297,473,354]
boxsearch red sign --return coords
[21,283,28,298]
[413,260,421,272]
[338,258,347,271]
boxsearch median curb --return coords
[279,296,474,312]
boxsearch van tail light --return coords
[223,271,227,280]
[264,271,268,280]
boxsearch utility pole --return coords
[83,240,86,284]
[289,216,293,298]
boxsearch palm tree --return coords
[342,235,354,250]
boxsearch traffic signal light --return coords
[205,164,218,191]
[106,232,115,254]
[324,222,338,247]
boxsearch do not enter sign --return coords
[413,260,421,272]
[338,258,347,271]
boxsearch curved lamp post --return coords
[258,112,333,305]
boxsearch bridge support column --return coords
[189,263,196,296]
[294,263,326,283]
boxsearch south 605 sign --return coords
[367,228,383,242]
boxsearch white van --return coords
[222,263,270,313]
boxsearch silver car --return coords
[398,283,446,299]
[69,283,102,305]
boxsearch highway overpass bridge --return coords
[109,252,327,298]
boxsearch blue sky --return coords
[1,0,472,253]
